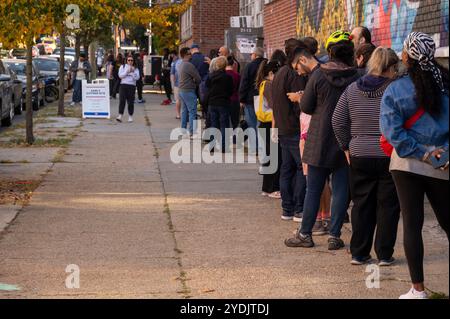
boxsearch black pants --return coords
[112,78,121,98]
[391,170,449,284]
[109,79,114,97]
[136,79,143,100]
[260,122,281,194]
[119,84,135,116]
[349,157,400,260]
[163,74,172,100]
[230,101,241,130]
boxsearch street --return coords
[0,93,448,299]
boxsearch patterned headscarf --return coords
[404,32,444,92]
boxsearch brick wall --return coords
[263,0,298,58]
[180,0,240,55]
[265,0,449,57]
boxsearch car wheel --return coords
[15,96,22,115]
[1,104,13,127]
[33,99,39,111]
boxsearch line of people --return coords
[170,28,448,299]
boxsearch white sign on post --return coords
[82,79,110,119]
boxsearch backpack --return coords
[254,80,273,123]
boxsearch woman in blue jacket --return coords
[380,32,449,299]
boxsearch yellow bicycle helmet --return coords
[325,30,352,51]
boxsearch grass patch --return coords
[0,137,72,148]
[0,180,41,205]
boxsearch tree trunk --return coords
[75,33,81,61]
[58,27,66,116]
[26,42,34,145]
[89,41,97,81]
[83,36,90,62]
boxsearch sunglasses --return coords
[127,59,134,62]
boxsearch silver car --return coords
[0,60,16,126]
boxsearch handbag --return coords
[380,107,425,156]
[254,81,273,123]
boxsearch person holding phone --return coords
[380,32,449,299]
[116,55,140,123]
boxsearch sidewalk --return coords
[0,94,448,298]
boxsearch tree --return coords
[0,0,53,144]
[123,0,192,53]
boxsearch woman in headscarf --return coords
[380,32,449,299]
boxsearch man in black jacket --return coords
[239,47,265,153]
[285,31,360,251]
[271,39,308,222]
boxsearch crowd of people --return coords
[169,27,449,299]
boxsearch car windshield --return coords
[5,62,26,76]
[34,59,59,72]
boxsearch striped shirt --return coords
[332,80,391,158]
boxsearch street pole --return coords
[148,0,152,55]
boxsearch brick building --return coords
[264,0,449,59]
[263,0,298,58]
[179,0,240,55]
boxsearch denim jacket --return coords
[380,75,449,160]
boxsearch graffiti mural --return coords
[296,0,449,54]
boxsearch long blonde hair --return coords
[366,47,399,76]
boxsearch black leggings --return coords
[119,84,135,116]
[391,170,449,284]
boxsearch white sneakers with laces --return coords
[399,287,428,299]
[128,116,133,123]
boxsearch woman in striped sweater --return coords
[332,47,401,266]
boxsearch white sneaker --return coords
[116,114,122,122]
[70,102,76,106]
[399,287,428,299]
[128,116,133,123]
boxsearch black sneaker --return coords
[284,233,314,248]
[281,211,294,221]
[378,257,396,267]
[328,236,345,250]
[351,255,372,265]
[293,212,303,223]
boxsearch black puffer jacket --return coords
[300,61,360,168]
[205,70,233,107]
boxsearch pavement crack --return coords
[144,108,191,299]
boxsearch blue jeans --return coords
[279,135,307,215]
[179,90,198,135]
[244,104,257,152]
[300,164,349,238]
[72,79,82,103]
[209,105,230,151]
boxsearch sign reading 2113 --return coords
[82,80,111,119]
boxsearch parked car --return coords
[0,60,23,115]
[9,47,40,59]
[0,61,16,126]
[2,59,45,110]
[49,55,74,89]
[33,57,69,92]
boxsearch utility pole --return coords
[148,0,153,55]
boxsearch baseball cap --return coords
[191,44,200,49]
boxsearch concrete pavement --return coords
[0,93,448,298]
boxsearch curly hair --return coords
[408,59,449,115]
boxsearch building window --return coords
[181,6,192,41]
[239,0,266,28]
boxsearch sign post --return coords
[81,79,110,119]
